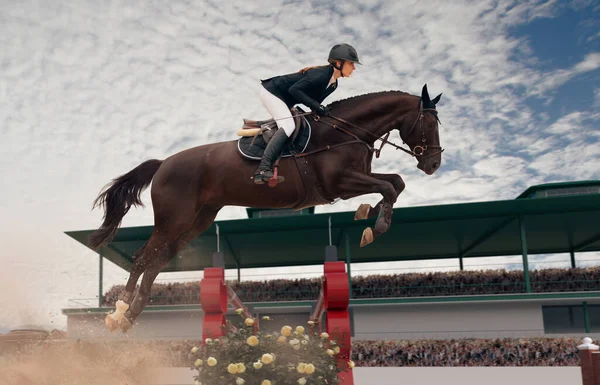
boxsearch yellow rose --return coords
[278,336,287,343]
[207,357,217,367]
[320,332,329,339]
[236,308,244,315]
[307,321,315,326]
[261,381,271,385]
[281,326,292,337]
[298,378,307,385]
[295,326,305,334]
[194,359,203,367]
[304,364,315,374]
[334,346,340,354]
[253,361,263,369]
[296,363,306,373]
[262,316,271,320]
[348,360,355,368]
[227,363,239,374]
[326,349,335,356]
[236,363,246,373]
[191,346,199,354]
[261,353,274,364]
[247,336,259,347]
[236,378,245,385]
[245,318,255,326]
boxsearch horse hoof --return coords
[354,204,372,221]
[119,317,133,333]
[360,228,374,247]
[105,314,119,332]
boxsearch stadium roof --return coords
[65,181,600,273]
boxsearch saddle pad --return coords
[237,116,312,160]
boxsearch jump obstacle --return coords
[199,222,354,385]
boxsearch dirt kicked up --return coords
[0,338,182,385]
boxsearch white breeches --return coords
[259,86,295,137]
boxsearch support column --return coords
[345,233,353,299]
[459,256,464,271]
[98,253,104,308]
[571,250,577,269]
[584,301,591,334]
[519,217,531,293]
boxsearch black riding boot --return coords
[253,129,289,185]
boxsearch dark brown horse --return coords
[89,84,443,332]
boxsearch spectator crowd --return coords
[102,266,600,306]
[67,337,582,367]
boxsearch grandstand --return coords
[61,180,600,345]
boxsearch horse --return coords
[89,84,443,332]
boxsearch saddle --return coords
[237,107,312,160]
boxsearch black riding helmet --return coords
[328,43,361,76]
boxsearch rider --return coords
[253,43,361,185]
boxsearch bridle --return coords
[310,98,444,160]
[400,99,445,160]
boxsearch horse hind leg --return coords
[104,243,149,332]
[118,206,222,332]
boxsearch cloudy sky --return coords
[0,0,599,330]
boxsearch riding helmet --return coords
[328,43,361,64]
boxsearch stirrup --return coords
[253,170,285,185]
[253,169,272,185]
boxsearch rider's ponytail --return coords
[298,64,332,74]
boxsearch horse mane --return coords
[327,90,413,110]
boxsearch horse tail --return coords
[88,159,163,250]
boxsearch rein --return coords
[300,100,444,159]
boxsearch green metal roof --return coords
[516,180,600,199]
[65,181,600,273]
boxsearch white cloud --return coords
[0,0,598,330]
[530,52,600,96]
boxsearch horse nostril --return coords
[432,162,439,169]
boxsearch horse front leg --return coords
[354,173,405,221]
[338,172,399,247]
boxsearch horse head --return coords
[400,84,443,175]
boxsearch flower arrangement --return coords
[190,309,354,385]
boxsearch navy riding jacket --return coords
[261,65,337,110]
